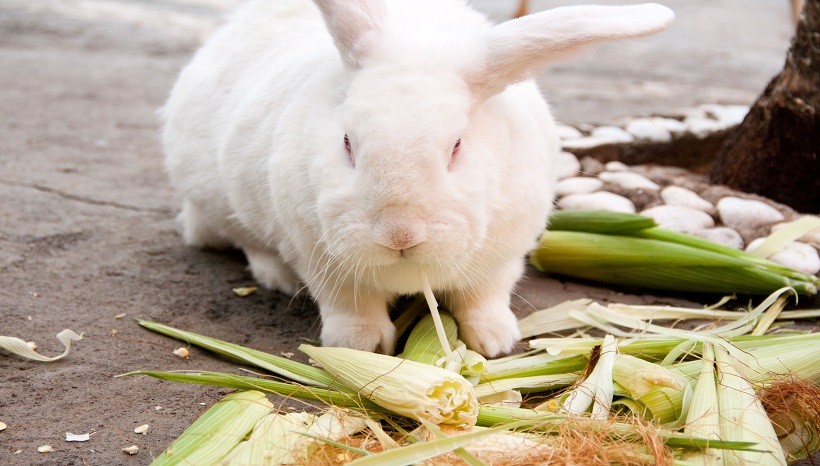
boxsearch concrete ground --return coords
[0,0,807,464]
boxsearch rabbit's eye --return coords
[448,138,461,169]
[343,134,353,165]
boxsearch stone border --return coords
[552,105,819,275]
[558,104,749,175]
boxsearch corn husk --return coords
[612,354,687,399]
[403,312,458,367]
[299,344,478,426]
[561,335,617,420]
[151,390,273,466]
[222,411,315,465]
[345,419,533,466]
[474,374,576,399]
[532,211,818,295]
[123,370,384,413]
[0,329,82,362]
[139,320,334,387]
[747,215,820,259]
[714,345,788,465]
[681,344,722,465]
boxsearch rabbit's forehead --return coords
[344,69,470,135]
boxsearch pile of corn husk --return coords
[130,284,820,465]
[127,212,820,465]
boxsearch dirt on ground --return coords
[0,1,812,464]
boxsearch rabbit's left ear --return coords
[313,0,386,70]
[472,3,674,96]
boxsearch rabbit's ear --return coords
[313,0,386,69]
[473,3,674,96]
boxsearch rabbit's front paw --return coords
[245,248,301,295]
[321,313,396,354]
[458,309,520,358]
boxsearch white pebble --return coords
[660,186,715,213]
[699,104,749,127]
[562,136,624,150]
[599,171,660,191]
[555,123,583,140]
[604,161,629,172]
[591,126,634,143]
[690,227,745,249]
[717,197,785,230]
[746,239,820,275]
[625,118,673,142]
[641,205,715,233]
[555,151,581,179]
[555,177,604,196]
[652,117,689,135]
[558,192,636,213]
[684,116,727,138]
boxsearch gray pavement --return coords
[0,1,807,464]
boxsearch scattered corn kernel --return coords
[37,445,53,453]
[122,445,139,455]
[173,347,190,359]
[232,286,257,297]
[134,424,149,434]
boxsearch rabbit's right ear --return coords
[313,0,386,70]
[472,3,674,97]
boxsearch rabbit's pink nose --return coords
[383,227,425,251]
[374,211,427,252]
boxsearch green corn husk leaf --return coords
[681,344,722,465]
[138,320,335,387]
[714,345,788,465]
[151,390,273,466]
[474,374,577,399]
[546,210,818,288]
[531,230,817,295]
[122,370,385,413]
[548,210,657,234]
[300,344,478,426]
[637,227,819,286]
[481,354,589,381]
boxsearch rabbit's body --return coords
[163,0,673,356]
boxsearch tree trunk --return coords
[711,0,819,213]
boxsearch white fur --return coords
[162,0,673,356]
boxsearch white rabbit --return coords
[162,0,673,356]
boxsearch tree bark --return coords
[711,0,819,213]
